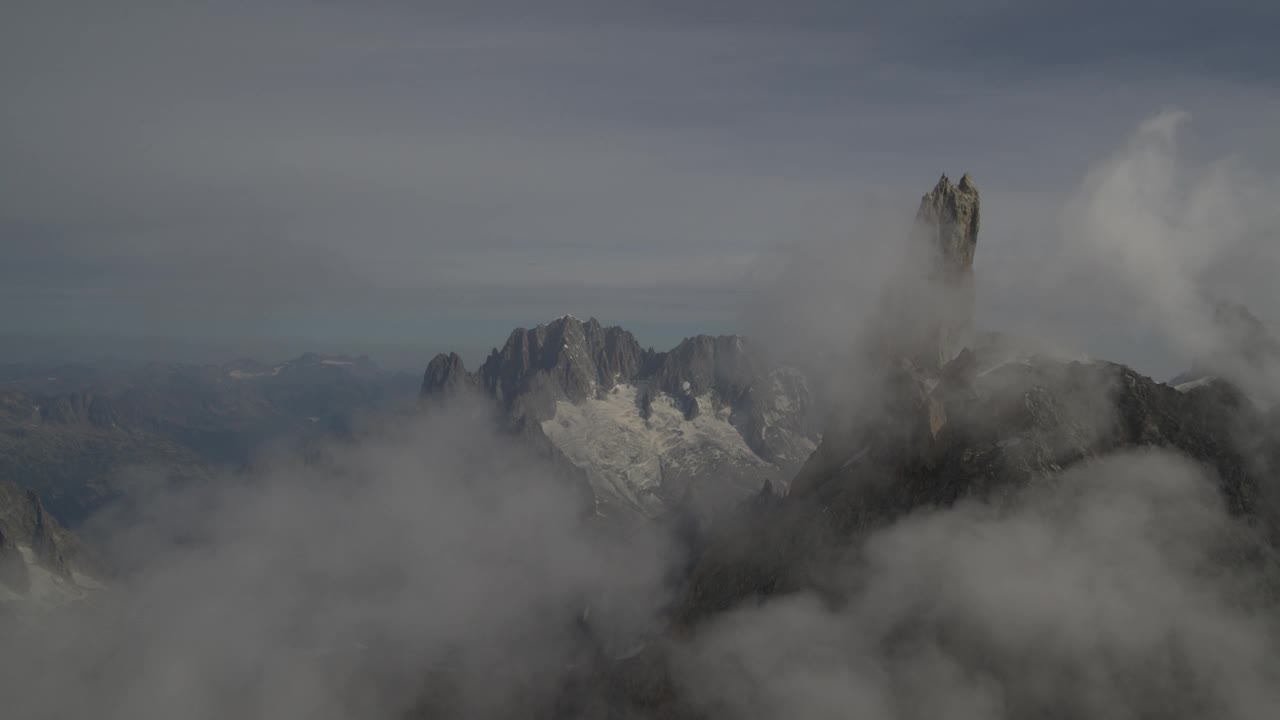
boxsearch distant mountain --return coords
[0,353,420,526]
[422,317,821,519]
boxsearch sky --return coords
[2,0,1278,373]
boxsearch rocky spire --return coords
[917,173,980,272]
[902,172,981,370]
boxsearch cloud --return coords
[1046,110,1280,387]
[3,99,1280,718]
[0,398,678,719]
[681,450,1280,720]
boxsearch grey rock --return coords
[916,172,980,273]
[880,173,981,371]
[0,477,87,582]
[469,316,650,422]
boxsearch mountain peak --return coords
[885,172,982,369]
[420,319,819,518]
[917,171,979,268]
[421,352,474,398]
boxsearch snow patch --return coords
[1174,376,1215,392]
[840,444,871,469]
[542,385,772,516]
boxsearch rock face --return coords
[420,316,821,518]
[0,477,98,612]
[0,479,83,579]
[473,316,647,422]
[917,172,980,274]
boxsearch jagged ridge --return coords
[421,316,821,518]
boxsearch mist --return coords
[685,110,1280,719]
[680,451,1280,720]
[0,398,678,719]
[3,0,1280,710]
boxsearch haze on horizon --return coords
[3,0,1278,377]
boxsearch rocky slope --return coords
[421,317,821,518]
[0,477,100,618]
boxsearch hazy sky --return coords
[2,1,1278,371]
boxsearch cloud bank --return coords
[1,399,677,719]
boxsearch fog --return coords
[691,110,1280,720]
[681,452,1280,720]
[1,399,677,718]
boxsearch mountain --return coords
[421,317,821,519]
[551,174,1280,718]
[7,172,1280,719]
[681,172,1275,612]
[0,477,100,619]
[0,353,420,526]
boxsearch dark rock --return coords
[671,357,1277,633]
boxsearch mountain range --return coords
[4,174,1280,718]
[422,317,821,519]
[0,352,419,527]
